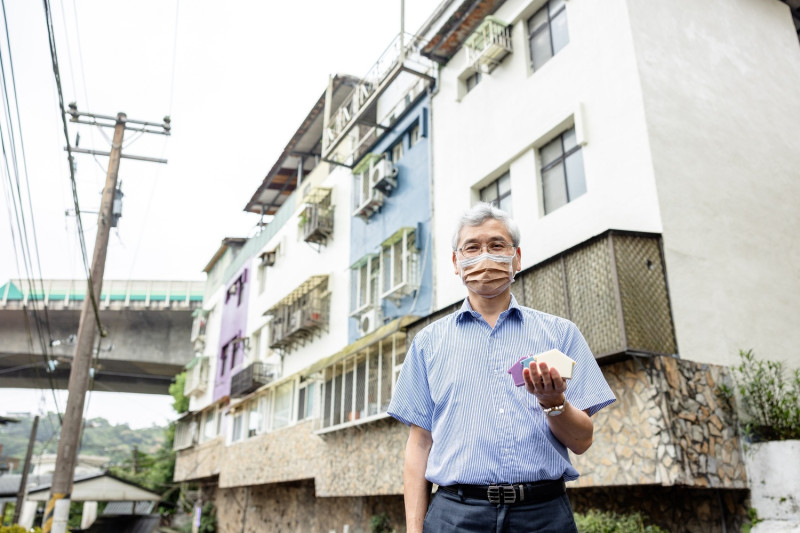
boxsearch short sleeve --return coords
[559,321,616,416]
[387,333,435,430]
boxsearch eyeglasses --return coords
[457,242,516,258]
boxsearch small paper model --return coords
[533,349,576,379]
[507,355,527,387]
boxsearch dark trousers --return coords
[423,487,578,533]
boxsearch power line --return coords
[41,0,104,336]
[0,0,63,418]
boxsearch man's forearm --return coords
[546,400,594,454]
[404,425,433,533]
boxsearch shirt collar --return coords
[455,294,524,324]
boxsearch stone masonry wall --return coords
[216,480,405,533]
[219,420,326,488]
[174,436,224,482]
[316,417,408,496]
[573,356,746,489]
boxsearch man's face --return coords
[452,219,521,298]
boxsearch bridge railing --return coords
[0,279,205,310]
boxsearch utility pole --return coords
[43,109,169,533]
[12,415,39,525]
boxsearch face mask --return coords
[458,252,516,299]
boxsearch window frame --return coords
[380,228,419,301]
[527,0,569,72]
[539,126,586,214]
[479,171,512,214]
[465,71,482,93]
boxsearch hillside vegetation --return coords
[0,412,166,467]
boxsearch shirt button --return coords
[499,409,504,414]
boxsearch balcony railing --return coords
[184,357,209,397]
[464,16,512,73]
[230,362,278,398]
[267,275,329,352]
[322,32,435,163]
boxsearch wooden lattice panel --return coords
[523,259,568,318]
[564,238,624,357]
[613,235,676,354]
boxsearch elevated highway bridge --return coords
[0,279,204,395]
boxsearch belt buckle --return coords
[487,484,516,504]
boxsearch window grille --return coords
[319,330,406,431]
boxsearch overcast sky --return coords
[0,0,433,428]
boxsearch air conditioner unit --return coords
[358,307,383,337]
[370,158,398,196]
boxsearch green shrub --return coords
[370,512,395,533]
[574,509,668,533]
[722,349,800,441]
[0,526,43,533]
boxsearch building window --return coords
[258,393,272,432]
[231,412,243,443]
[247,400,260,438]
[409,123,420,147]
[466,71,482,93]
[225,271,247,306]
[272,381,294,430]
[391,141,404,164]
[202,408,217,442]
[381,228,419,301]
[528,0,568,71]
[297,380,317,421]
[351,255,379,314]
[320,332,406,431]
[540,126,586,214]
[479,172,512,214]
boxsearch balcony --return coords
[300,188,333,247]
[183,356,209,397]
[267,275,329,352]
[464,16,512,73]
[231,362,278,398]
[322,33,435,165]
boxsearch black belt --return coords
[439,479,565,505]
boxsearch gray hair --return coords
[451,202,521,251]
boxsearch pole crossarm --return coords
[67,147,168,164]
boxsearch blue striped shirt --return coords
[388,295,616,485]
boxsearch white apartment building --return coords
[425,0,800,368]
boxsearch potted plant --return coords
[723,349,800,528]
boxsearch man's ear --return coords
[452,251,459,275]
[515,247,522,272]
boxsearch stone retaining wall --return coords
[179,356,752,532]
[574,356,746,489]
[174,436,224,482]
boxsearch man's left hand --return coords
[523,361,566,408]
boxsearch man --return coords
[388,202,616,532]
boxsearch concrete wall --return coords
[430,0,664,310]
[626,0,800,367]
